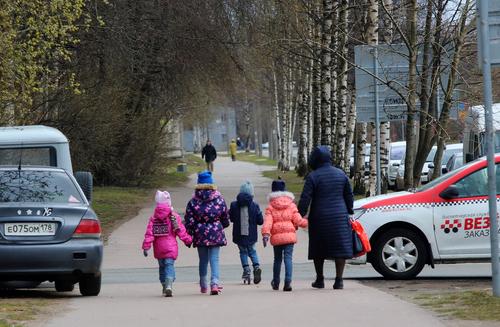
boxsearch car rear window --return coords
[0,170,83,203]
[0,147,56,167]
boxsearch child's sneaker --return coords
[165,279,173,297]
[161,283,166,296]
[253,266,262,284]
[242,266,251,285]
[200,286,208,294]
[271,280,279,291]
[210,285,221,295]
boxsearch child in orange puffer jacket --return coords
[262,178,308,292]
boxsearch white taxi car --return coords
[353,155,500,279]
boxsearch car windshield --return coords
[416,163,471,193]
[426,148,437,162]
[441,148,462,165]
[0,170,83,203]
[390,146,405,160]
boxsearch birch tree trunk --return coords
[320,0,333,146]
[330,0,339,159]
[272,64,283,168]
[345,91,357,173]
[335,0,348,170]
[312,10,322,147]
[367,0,379,197]
[353,122,367,194]
[379,0,393,193]
[297,74,310,176]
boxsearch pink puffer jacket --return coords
[142,204,192,260]
[262,192,308,246]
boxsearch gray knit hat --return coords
[240,181,254,196]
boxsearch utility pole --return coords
[477,0,500,297]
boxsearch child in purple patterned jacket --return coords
[185,171,230,295]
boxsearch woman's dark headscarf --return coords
[309,146,332,170]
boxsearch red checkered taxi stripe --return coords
[365,203,432,213]
[364,198,498,213]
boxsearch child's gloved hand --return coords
[143,249,149,257]
[262,235,270,248]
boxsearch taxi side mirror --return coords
[428,163,435,169]
[440,185,459,200]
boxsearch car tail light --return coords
[73,219,101,238]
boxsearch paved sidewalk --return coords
[42,156,445,327]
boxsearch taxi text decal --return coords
[440,213,499,238]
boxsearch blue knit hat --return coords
[271,178,286,192]
[197,171,214,185]
[240,181,254,196]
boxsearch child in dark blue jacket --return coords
[229,181,264,284]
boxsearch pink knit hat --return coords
[155,190,171,206]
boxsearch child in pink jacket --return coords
[142,191,192,297]
[262,178,308,292]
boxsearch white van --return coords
[463,103,500,163]
[0,125,93,201]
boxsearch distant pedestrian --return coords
[262,178,308,292]
[201,140,217,172]
[298,146,354,290]
[185,171,230,295]
[142,190,193,297]
[229,181,263,285]
[229,139,237,161]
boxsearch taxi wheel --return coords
[371,228,427,280]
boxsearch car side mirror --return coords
[440,185,459,200]
[392,162,400,167]
[428,163,435,169]
[465,153,474,163]
[442,167,448,174]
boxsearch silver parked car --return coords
[446,152,464,173]
[427,143,463,179]
[0,166,103,296]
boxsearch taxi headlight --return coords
[352,208,366,221]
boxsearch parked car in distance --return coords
[395,145,437,190]
[446,152,464,173]
[0,166,103,296]
[388,141,406,189]
[262,142,269,149]
[420,146,437,184]
[427,143,463,180]
[351,155,500,279]
[0,126,93,202]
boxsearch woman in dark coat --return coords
[298,146,354,290]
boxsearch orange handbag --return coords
[351,219,371,257]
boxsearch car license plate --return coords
[4,223,56,236]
